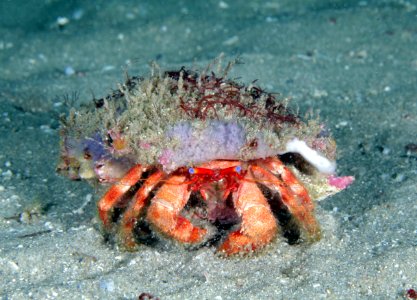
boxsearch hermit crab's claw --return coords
[97,165,145,230]
[217,171,277,255]
[146,175,208,244]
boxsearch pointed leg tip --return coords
[99,217,113,232]
[310,230,322,242]
[304,225,322,243]
[116,231,138,251]
[98,205,116,231]
[119,240,140,252]
[183,227,208,244]
[216,232,261,256]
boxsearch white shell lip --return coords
[284,138,336,174]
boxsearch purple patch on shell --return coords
[160,121,278,171]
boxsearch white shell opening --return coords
[285,138,336,174]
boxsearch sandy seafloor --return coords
[0,1,416,299]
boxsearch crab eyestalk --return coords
[102,129,131,156]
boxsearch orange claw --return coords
[251,163,321,241]
[97,164,145,230]
[218,171,277,255]
[118,170,165,250]
[147,175,207,244]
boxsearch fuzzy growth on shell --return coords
[58,57,339,192]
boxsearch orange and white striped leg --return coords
[251,163,321,241]
[146,175,207,244]
[117,170,165,250]
[97,164,145,230]
[217,171,277,255]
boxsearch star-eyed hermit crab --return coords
[57,58,354,255]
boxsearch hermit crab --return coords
[57,57,353,255]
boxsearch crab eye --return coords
[188,167,195,174]
[106,133,113,146]
[83,148,92,160]
[235,166,241,173]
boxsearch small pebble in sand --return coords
[218,1,229,9]
[64,66,76,76]
[99,279,115,292]
[57,17,69,26]
[72,9,84,20]
[2,170,13,179]
[405,143,417,154]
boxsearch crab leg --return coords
[251,163,321,241]
[261,157,312,206]
[218,171,277,255]
[147,175,207,244]
[97,164,145,229]
[118,170,165,250]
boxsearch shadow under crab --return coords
[57,57,354,255]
